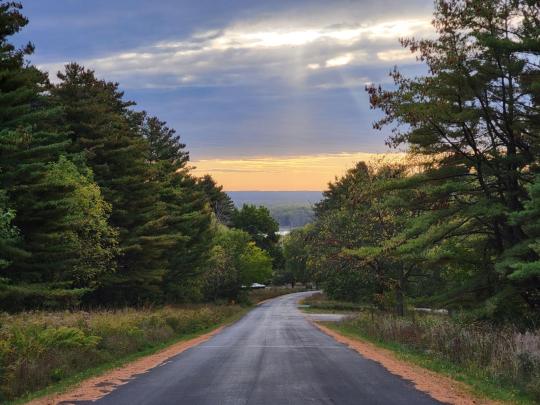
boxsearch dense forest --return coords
[0,2,281,311]
[2,0,540,330]
[281,0,540,327]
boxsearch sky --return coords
[16,0,434,190]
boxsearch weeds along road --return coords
[91,292,442,405]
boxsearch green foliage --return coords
[0,3,231,309]
[138,113,213,303]
[232,204,283,271]
[278,227,312,286]
[0,3,117,308]
[283,0,540,325]
[0,305,241,401]
[239,241,273,285]
[50,64,166,303]
[366,0,540,320]
[203,225,272,301]
[0,190,20,270]
[197,175,235,225]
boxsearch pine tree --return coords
[0,4,117,309]
[51,64,165,303]
[197,175,235,225]
[0,189,21,271]
[367,0,540,316]
[139,113,212,302]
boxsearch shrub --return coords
[0,305,240,401]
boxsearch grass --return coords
[323,315,540,404]
[0,305,244,404]
[7,308,248,405]
[299,292,367,313]
[0,287,302,404]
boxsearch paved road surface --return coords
[91,292,442,405]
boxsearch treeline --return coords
[283,0,540,327]
[0,3,280,310]
[268,205,314,229]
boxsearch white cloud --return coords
[325,53,354,68]
[377,48,415,62]
[38,16,433,90]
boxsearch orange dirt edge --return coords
[314,322,500,405]
[26,326,225,405]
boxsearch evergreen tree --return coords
[139,113,213,302]
[50,64,165,303]
[0,189,21,271]
[197,175,235,225]
[0,3,117,309]
[367,0,540,317]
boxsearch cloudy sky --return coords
[16,0,434,190]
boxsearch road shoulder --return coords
[314,322,500,405]
[25,325,226,405]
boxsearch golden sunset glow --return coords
[191,152,406,191]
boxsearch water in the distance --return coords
[228,191,322,232]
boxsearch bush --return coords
[0,305,241,401]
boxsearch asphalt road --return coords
[91,292,442,405]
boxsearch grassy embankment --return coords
[0,287,303,404]
[300,293,540,404]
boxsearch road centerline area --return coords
[91,292,443,405]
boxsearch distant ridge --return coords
[227,191,322,208]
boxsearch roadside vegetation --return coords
[300,294,540,402]
[0,286,302,404]
[0,305,241,402]
[330,313,540,404]
[300,293,365,313]
[283,0,540,401]
[0,3,283,311]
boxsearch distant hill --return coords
[227,191,322,230]
[227,191,322,208]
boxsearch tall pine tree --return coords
[0,3,117,309]
[368,0,540,317]
[51,64,166,303]
[139,113,213,302]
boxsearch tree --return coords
[307,162,416,312]
[0,3,117,309]
[0,189,20,271]
[51,64,166,303]
[139,113,213,302]
[197,175,235,225]
[280,227,311,287]
[203,226,272,301]
[367,0,540,318]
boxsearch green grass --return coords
[324,322,538,405]
[298,292,366,314]
[6,308,248,405]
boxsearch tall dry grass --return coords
[0,305,240,402]
[343,312,540,399]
